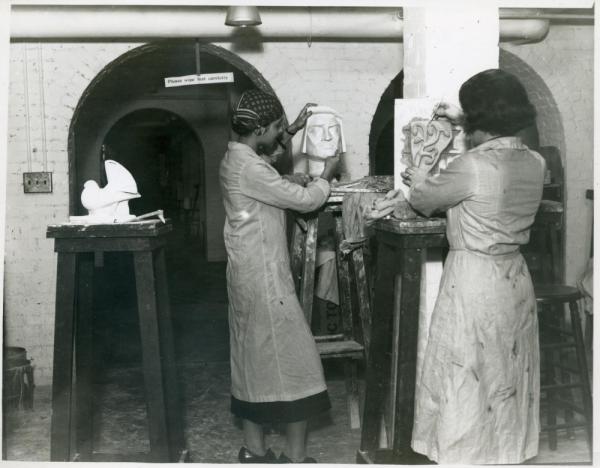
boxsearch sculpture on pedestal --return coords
[69,160,140,224]
[301,106,346,178]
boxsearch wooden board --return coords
[331,176,393,194]
[47,220,172,238]
[317,339,364,359]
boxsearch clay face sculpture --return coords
[301,106,346,177]
[69,159,141,224]
[401,117,454,173]
[394,98,461,199]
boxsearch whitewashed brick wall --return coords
[5,43,140,384]
[215,41,404,178]
[503,24,594,286]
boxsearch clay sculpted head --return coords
[301,106,346,177]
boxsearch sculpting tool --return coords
[131,210,166,223]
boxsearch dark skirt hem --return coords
[231,390,331,423]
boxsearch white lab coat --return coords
[410,137,545,464]
[219,142,330,403]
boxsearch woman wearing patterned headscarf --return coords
[220,89,340,463]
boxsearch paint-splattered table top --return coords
[47,219,172,238]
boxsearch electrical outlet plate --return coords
[23,172,53,193]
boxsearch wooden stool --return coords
[289,201,370,430]
[46,221,187,462]
[537,285,592,452]
[584,189,593,356]
[530,201,593,453]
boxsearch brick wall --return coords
[5,43,139,384]
[214,41,404,178]
[502,24,594,286]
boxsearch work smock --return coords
[409,137,546,464]
[219,141,330,404]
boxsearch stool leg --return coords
[133,251,171,462]
[344,359,361,430]
[50,252,77,462]
[568,300,593,453]
[540,303,558,450]
[556,305,575,440]
[584,311,593,370]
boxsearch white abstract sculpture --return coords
[301,106,346,178]
[69,160,141,224]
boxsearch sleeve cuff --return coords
[310,177,331,197]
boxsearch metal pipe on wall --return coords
[10,5,552,43]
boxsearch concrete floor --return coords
[3,236,593,464]
[3,360,593,464]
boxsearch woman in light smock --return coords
[403,69,546,464]
[219,89,339,463]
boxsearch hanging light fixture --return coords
[225,6,262,27]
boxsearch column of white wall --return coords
[1,4,11,340]
[402,4,499,406]
[0,1,10,447]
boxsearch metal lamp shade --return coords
[225,6,262,27]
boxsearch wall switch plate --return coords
[23,172,53,193]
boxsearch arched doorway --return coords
[368,54,564,181]
[69,41,281,262]
[68,41,280,366]
[369,71,403,176]
[103,108,206,251]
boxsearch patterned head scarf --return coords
[232,89,284,134]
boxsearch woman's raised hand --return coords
[288,103,318,134]
[433,102,463,124]
[401,166,429,187]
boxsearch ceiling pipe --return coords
[10,5,551,43]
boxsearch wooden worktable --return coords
[357,215,447,464]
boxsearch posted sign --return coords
[164,72,234,88]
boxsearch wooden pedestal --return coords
[46,221,187,463]
[358,217,446,464]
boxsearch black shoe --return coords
[238,447,278,463]
[278,453,317,463]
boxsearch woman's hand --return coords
[283,173,313,187]
[433,102,463,125]
[320,152,341,182]
[287,102,318,135]
[401,166,429,187]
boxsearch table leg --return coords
[351,248,371,357]
[75,253,95,460]
[153,247,186,459]
[50,252,77,461]
[289,216,306,294]
[299,216,319,325]
[359,240,398,453]
[133,251,170,462]
[392,247,423,457]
